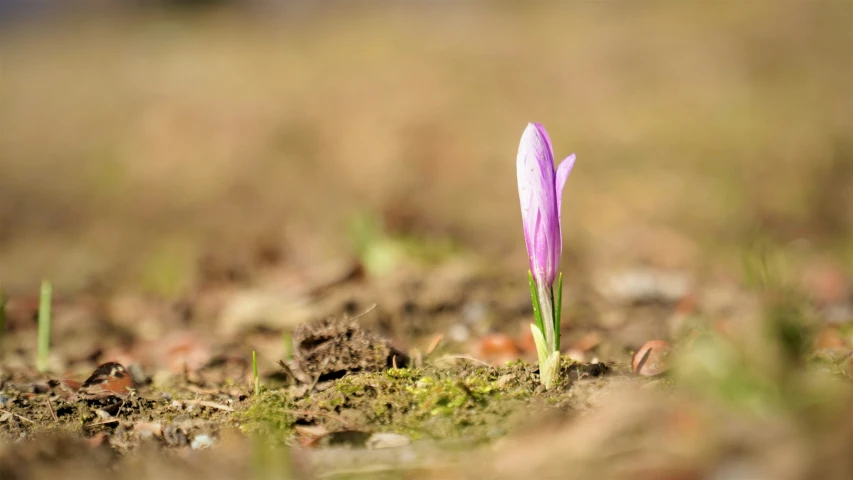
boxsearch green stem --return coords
[537,286,555,351]
[528,271,544,336]
[554,272,563,352]
[37,280,52,372]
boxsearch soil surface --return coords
[2,3,853,480]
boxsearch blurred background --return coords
[1,1,851,295]
[2,4,853,478]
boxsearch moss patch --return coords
[238,359,612,445]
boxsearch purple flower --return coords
[516,123,576,288]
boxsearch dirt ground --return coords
[1,2,853,480]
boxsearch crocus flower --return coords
[516,122,576,389]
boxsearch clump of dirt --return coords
[240,358,613,445]
[285,316,410,383]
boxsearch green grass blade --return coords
[554,272,563,352]
[528,271,544,335]
[253,350,260,396]
[37,280,52,372]
[282,331,292,360]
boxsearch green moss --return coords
[238,360,611,445]
[336,378,367,396]
[385,368,418,380]
[237,391,295,444]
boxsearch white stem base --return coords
[530,323,561,390]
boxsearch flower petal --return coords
[517,123,559,284]
[555,153,576,250]
[533,123,554,163]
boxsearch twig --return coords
[276,360,297,385]
[309,356,332,392]
[309,373,322,393]
[432,355,494,368]
[84,418,119,428]
[425,334,444,356]
[349,303,378,321]
[45,399,57,422]
[0,408,34,424]
[173,399,234,412]
[184,385,222,395]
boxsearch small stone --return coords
[94,409,113,420]
[495,374,514,389]
[632,340,671,376]
[595,268,691,304]
[462,301,487,322]
[565,349,587,363]
[365,432,411,450]
[191,434,215,450]
[448,323,470,342]
[134,422,163,439]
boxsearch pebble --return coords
[495,374,514,389]
[134,422,163,439]
[565,349,586,363]
[632,340,672,376]
[365,433,411,450]
[94,409,114,420]
[595,268,691,304]
[462,301,487,322]
[447,323,470,342]
[191,434,215,450]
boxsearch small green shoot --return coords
[37,280,52,372]
[252,350,259,396]
[282,331,292,360]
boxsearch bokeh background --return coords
[3,4,853,479]
[1,1,851,294]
